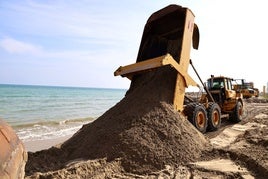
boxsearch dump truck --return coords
[114,4,243,133]
[233,79,259,98]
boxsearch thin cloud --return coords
[1,1,141,41]
[0,37,42,55]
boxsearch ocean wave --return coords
[15,117,95,142]
[17,125,82,141]
[59,117,96,124]
[12,117,95,129]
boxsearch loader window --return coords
[213,82,224,89]
[225,79,233,90]
[207,78,224,89]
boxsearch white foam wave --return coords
[16,121,89,142]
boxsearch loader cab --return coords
[207,76,235,105]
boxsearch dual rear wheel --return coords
[207,102,221,131]
[184,102,221,133]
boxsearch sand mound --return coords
[26,67,210,175]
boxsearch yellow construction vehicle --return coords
[233,79,259,98]
[114,4,243,133]
[199,75,243,131]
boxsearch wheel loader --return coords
[114,4,243,133]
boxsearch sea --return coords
[0,84,126,143]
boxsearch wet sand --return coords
[23,135,72,152]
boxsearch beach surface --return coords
[24,98,268,178]
[23,135,72,152]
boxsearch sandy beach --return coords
[23,135,72,152]
[24,99,268,178]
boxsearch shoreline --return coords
[23,134,72,152]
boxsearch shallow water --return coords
[0,84,126,142]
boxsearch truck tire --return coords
[184,103,208,133]
[0,119,27,179]
[207,102,221,131]
[231,101,243,123]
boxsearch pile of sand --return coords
[26,67,210,176]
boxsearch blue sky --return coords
[0,0,267,90]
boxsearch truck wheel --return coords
[231,101,243,123]
[207,102,221,131]
[184,103,208,133]
[0,119,27,179]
